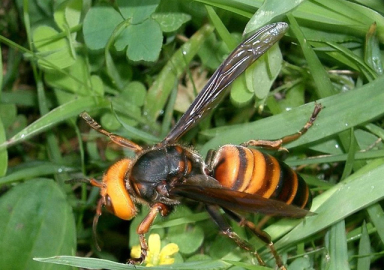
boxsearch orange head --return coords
[90,158,137,236]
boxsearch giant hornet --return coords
[81,22,322,269]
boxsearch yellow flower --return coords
[130,234,179,266]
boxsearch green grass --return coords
[1,0,384,270]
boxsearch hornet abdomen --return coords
[211,145,312,209]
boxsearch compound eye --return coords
[105,195,115,215]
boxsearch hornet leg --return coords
[128,203,171,264]
[223,208,287,270]
[80,112,142,152]
[205,205,266,266]
[242,103,322,151]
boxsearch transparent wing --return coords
[162,22,289,144]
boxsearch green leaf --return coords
[357,221,370,270]
[35,256,230,270]
[0,117,7,177]
[14,0,54,25]
[0,96,109,151]
[274,81,305,110]
[274,159,384,250]
[152,13,191,33]
[114,19,163,62]
[1,90,37,107]
[287,14,335,98]
[292,0,384,41]
[117,0,160,24]
[197,33,227,70]
[105,50,127,90]
[224,260,273,270]
[0,42,2,98]
[0,103,17,131]
[90,75,105,96]
[112,97,151,126]
[325,41,376,81]
[354,129,381,150]
[83,7,124,50]
[0,162,76,186]
[205,5,236,50]
[244,43,282,103]
[168,225,204,255]
[100,112,124,131]
[201,0,384,42]
[353,0,384,14]
[366,203,384,248]
[144,24,215,120]
[325,221,349,270]
[244,0,305,34]
[121,81,147,106]
[364,22,383,75]
[45,56,101,96]
[193,0,258,18]
[0,46,4,177]
[209,236,238,260]
[230,75,254,106]
[64,0,83,28]
[33,25,76,69]
[54,0,82,32]
[0,179,76,270]
[288,257,311,269]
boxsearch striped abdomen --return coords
[210,145,312,209]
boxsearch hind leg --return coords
[205,205,266,266]
[222,208,287,270]
[242,103,322,151]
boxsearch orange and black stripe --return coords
[211,145,311,210]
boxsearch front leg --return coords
[128,203,171,264]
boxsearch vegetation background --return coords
[0,0,384,269]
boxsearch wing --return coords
[162,22,289,145]
[170,175,311,218]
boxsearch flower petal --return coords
[130,245,141,258]
[161,243,179,256]
[148,234,161,254]
[160,258,175,265]
[159,243,179,265]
